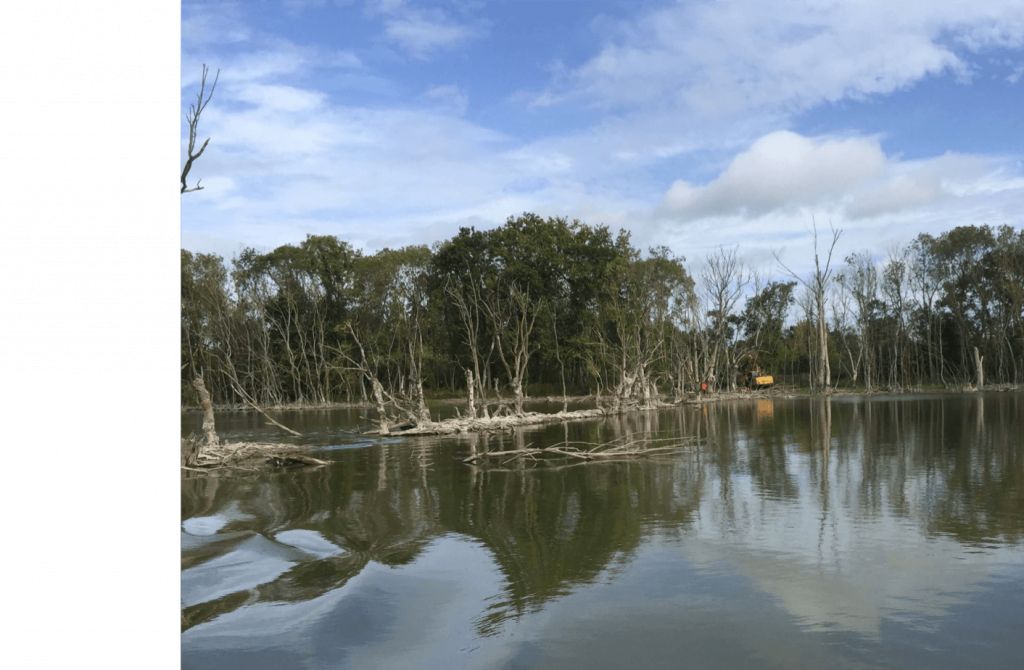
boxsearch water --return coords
[181,393,1024,669]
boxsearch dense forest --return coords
[182,214,1023,408]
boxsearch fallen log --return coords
[463,435,702,466]
[368,406,643,437]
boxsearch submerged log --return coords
[266,454,328,468]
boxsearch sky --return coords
[181,0,1024,272]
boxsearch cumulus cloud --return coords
[662,131,1016,223]
[664,132,886,218]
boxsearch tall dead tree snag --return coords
[181,64,219,194]
[776,224,842,392]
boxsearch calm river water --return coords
[182,393,1024,669]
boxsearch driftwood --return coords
[369,407,614,436]
[463,435,702,466]
[367,398,693,437]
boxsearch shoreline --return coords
[181,384,1020,414]
[367,385,1021,438]
[182,386,1020,473]
[180,393,596,413]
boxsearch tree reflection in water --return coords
[182,393,1024,646]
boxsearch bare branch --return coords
[181,64,219,194]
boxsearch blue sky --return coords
[182,0,1024,270]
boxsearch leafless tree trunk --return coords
[776,224,841,392]
[447,276,492,416]
[372,378,389,434]
[484,283,539,415]
[192,376,219,447]
[551,304,569,412]
[974,346,984,390]
[465,368,477,418]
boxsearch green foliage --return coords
[181,221,1024,404]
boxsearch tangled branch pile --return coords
[462,435,702,466]
[182,437,327,471]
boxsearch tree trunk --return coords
[465,368,477,418]
[192,376,219,447]
[372,378,389,434]
[511,379,524,415]
[817,299,830,391]
[416,376,430,423]
[974,346,984,390]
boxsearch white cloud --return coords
[661,131,1021,226]
[665,131,886,218]
[539,0,1024,118]
[181,2,1024,277]
[182,1,250,47]
[422,84,468,115]
[232,83,327,113]
[368,1,482,58]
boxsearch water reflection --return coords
[182,393,1024,668]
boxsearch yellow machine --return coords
[748,371,774,390]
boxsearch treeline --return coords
[182,215,1023,407]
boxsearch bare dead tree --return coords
[701,246,749,391]
[181,64,219,194]
[447,275,494,417]
[775,223,842,392]
[335,323,422,430]
[483,283,540,415]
